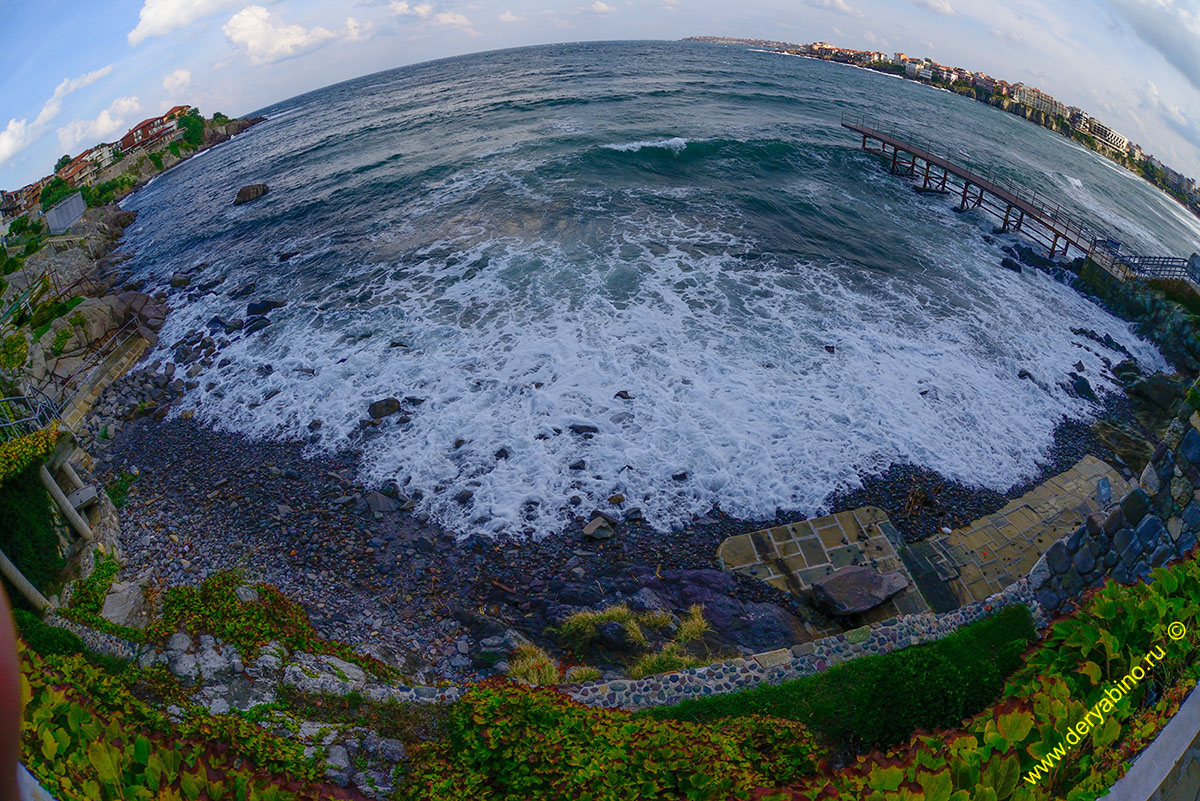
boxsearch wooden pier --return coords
[841,112,1200,285]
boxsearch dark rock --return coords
[1073,543,1095,574]
[230,282,256,299]
[1182,501,1200,532]
[1046,541,1072,575]
[169,272,191,288]
[1149,544,1174,567]
[1177,531,1197,557]
[625,508,644,522]
[1182,429,1200,466]
[1059,569,1085,598]
[368,398,402,419]
[1000,257,1022,273]
[366,491,401,515]
[233,184,269,205]
[1136,515,1168,550]
[597,621,633,651]
[614,391,634,400]
[1035,586,1061,611]
[1069,373,1099,403]
[494,448,510,460]
[568,460,585,471]
[247,298,286,316]
[811,565,909,616]
[824,345,837,353]
[672,471,688,482]
[1121,489,1152,526]
[278,251,301,261]
[1018,369,1034,381]
[454,490,473,504]
[569,424,599,436]
[244,317,270,334]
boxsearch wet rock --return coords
[368,398,402,419]
[229,282,256,299]
[614,391,634,400]
[569,460,586,471]
[811,565,909,616]
[244,317,270,334]
[569,424,599,436]
[583,517,614,540]
[999,257,1022,273]
[246,298,286,316]
[169,273,191,288]
[233,184,269,206]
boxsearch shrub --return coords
[0,332,28,369]
[0,425,58,486]
[507,644,562,686]
[399,683,823,801]
[646,604,1036,754]
[13,609,84,656]
[20,642,356,801]
[148,152,163,171]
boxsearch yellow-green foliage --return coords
[556,603,667,650]
[399,683,823,801]
[677,604,711,644]
[508,644,563,687]
[0,424,57,486]
[19,641,359,801]
[0,331,27,369]
[629,643,706,679]
[564,665,602,683]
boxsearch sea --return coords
[116,40,1200,537]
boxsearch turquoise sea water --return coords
[118,41,1199,536]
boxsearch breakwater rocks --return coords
[1030,406,1200,615]
[1068,260,1200,374]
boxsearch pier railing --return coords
[841,111,1196,286]
[0,391,58,442]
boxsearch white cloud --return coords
[912,0,954,15]
[129,0,240,46]
[0,65,113,168]
[391,3,476,33]
[500,10,525,22]
[433,11,473,28]
[346,16,374,42]
[222,6,336,65]
[589,1,615,12]
[804,0,863,19]
[390,1,433,18]
[57,96,143,151]
[162,68,192,93]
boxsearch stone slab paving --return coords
[716,506,931,623]
[929,455,1130,606]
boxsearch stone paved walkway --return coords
[928,455,1129,606]
[716,506,931,623]
[717,455,1129,616]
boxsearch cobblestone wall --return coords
[1030,401,1200,617]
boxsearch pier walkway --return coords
[841,113,1200,284]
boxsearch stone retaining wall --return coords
[1030,405,1200,616]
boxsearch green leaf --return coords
[87,740,120,785]
[918,769,954,801]
[133,735,151,765]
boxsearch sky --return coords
[2,0,1200,190]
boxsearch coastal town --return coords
[686,36,1200,219]
[0,105,256,235]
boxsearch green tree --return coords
[177,113,205,148]
[53,154,72,172]
[39,177,77,210]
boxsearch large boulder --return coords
[233,184,269,206]
[811,565,910,616]
[100,581,149,628]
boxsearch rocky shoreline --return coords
[26,183,1194,681]
[78,341,1175,680]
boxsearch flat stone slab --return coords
[930,455,1130,605]
[717,506,930,623]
